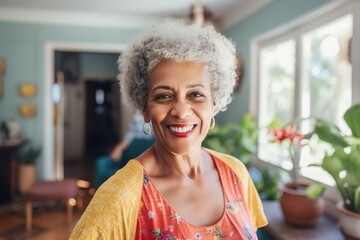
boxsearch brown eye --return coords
[154,94,172,101]
[189,91,205,98]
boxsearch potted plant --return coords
[18,144,41,193]
[269,123,325,227]
[312,103,360,238]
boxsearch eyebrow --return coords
[152,84,206,92]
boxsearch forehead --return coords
[149,60,210,87]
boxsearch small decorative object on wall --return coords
[0,58,5,76]
[19,104,37,118]
[19,83,37,98]
[0,80,3,99]
[234,53,244,93]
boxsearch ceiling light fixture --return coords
[189,0,218,28]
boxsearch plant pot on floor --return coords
[17,144,41,193]
[18,164,36,193]
[337,202,360,240]
[279,182,325,227]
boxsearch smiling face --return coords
[144,60,214,155]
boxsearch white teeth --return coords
[169,125,194,133]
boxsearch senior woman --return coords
[70,20,267,240]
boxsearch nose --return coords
[170,100,192,119]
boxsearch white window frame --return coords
[250,0,360,216]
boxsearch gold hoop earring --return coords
[142,122,152,135]
[210,117,215,130]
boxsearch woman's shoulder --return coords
[204,148,250,182]
[98,159,144,196]
[205,148,246,170]
[85,160,144,218]
[70,160,144,239]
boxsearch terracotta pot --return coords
[338,202,360,239]
[18,164,36,193]
[279,182,325,227]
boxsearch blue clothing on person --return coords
[95,113,155,188]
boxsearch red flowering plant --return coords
[269,123,304,188]
[268,121,324,197]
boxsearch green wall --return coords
[220,0,332,124]
[0,21,140,178]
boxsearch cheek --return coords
[147,105,167,123]
[198,103,214,124]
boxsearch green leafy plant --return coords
[252,167,281,200]
[312,103,360,213]
[19,145,42,164]
[203,113,257,166]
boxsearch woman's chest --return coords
[136,167,258,239]
[156,174,224,226]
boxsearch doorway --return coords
[84,80,121,156]
[54,50,121,185]
[43,42,125,181]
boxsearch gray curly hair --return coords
[118,20,237,115]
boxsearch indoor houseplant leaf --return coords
[203,113,258,166]
[313,104,360,213]
[313,103,360,238]
[19,145,42,164]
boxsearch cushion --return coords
[24,178,78,202]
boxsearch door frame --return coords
[43,42,125,180]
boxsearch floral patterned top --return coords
[135,155,258,240]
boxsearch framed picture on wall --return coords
[19,83,37,98]
[0,80,3,99]
[234,53,244,93]
[19,103,37,117]
[0,59,5,76]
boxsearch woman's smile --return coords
[167,124,197,138]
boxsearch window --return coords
[300,15,352,184]
[252,2,357,186]
[258,40,296,170]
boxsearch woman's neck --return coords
[146,144,213,180]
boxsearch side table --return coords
[262,201,344,240]
[0,138,27,202]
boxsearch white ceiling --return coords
[0,0,271,30]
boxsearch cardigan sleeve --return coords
[69,160,143,240]
[206,149,268,230]
[240,162,268,229]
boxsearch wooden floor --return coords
[0,188,93,240]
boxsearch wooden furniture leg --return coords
[25,201,32,231]
[67,198,75,225]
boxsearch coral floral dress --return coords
[135,155,258,240]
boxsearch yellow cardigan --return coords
[70,149,267,240]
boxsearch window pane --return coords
[258,40,295,169]
[300,14,353,185]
